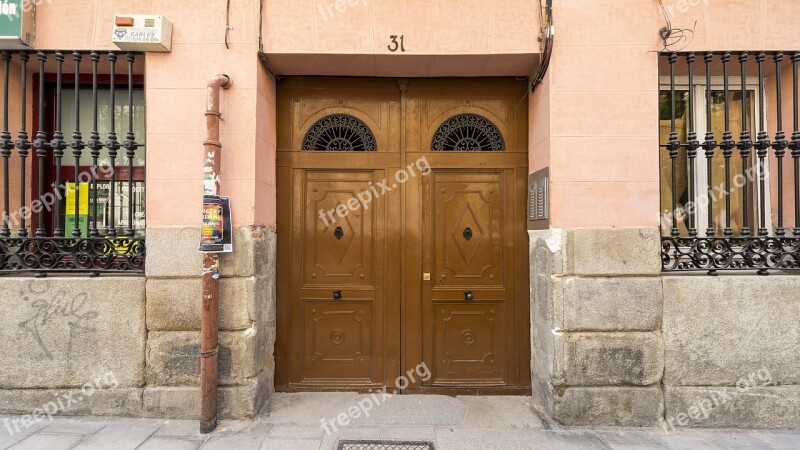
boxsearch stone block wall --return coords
[0,278,147,416]
[531,227,800,429]
[0,225,276,420]
[530,228,665,427]
[144,226,276,419]
[662,276,800,429]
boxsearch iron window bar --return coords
[660,51,800,274]
[0,50,145,276]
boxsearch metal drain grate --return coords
[337,440,434,450]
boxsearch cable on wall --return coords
[225,0,232,49]
[530,0,553,93]
[656,0,696,51]
[258,0,264,53]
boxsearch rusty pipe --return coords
[200,74,231,434]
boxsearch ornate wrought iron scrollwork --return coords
[431,113,505,151]
[301,114,377,151]
[661,236,800,273]
[0,237,145,274]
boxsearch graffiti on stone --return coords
[18,281,98,359]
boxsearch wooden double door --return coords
[276,78,530,394]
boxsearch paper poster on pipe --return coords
[198,195,233,253]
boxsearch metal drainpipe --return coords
[200,74,231,434]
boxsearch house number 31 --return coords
[388,35,406,52]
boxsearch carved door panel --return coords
[287,169,392,389]
[420,170,518,387]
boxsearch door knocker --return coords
[463,227,473,241]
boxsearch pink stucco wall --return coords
[7,0,800,231]
[0,63,33,231]
[33,0,276,228]
[537,0,660,228]
[528,69,550,174]
[142,1,276,228]
[6,0,541,230]
[536,0,800,229]
[263,0,541,76]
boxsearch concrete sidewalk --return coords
[1,394,798,449]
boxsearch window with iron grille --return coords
[659,51,800,274]
[0,50,145,275]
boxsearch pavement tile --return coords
[436,428,591,450]
[73,421,162,450]
[754,430,800,450]
[433,439,505,450]
[40,417,112,435]
[0,417,47,435]
[1,398,799,450]
[380,425,436,440]
[7,433,84,450]
[317,427,382,450]
[0,432,27,450]
[260,437,321,450]
[670,430,777,449]
[214,419,269,434]
[434,443,482,450]
[155,419,206,439]
[435,427,537,442]
[351,395,466,427]
[0,419,48,449]
[319,435,337,450]
[263,393,359,426]
[269,424,325,439]
[592,428,670,446]
[457,396,544,429]
[137,436,204,450]
[660,433,726,449]
[200,430,269,449]
[538,430,612,449]
[337,427,382,439]
[604,445,668,450]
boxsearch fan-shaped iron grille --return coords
[302,114,377,151]
[430,113,505,151]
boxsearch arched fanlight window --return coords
[301,114,377,151]
[430,113,505,151]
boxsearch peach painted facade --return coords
[0,0,799,427]
[532,0,800,229]
[0,0,798,232]
[2,0,541,230]
[264,0,540,76]
[25,0,275,228]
